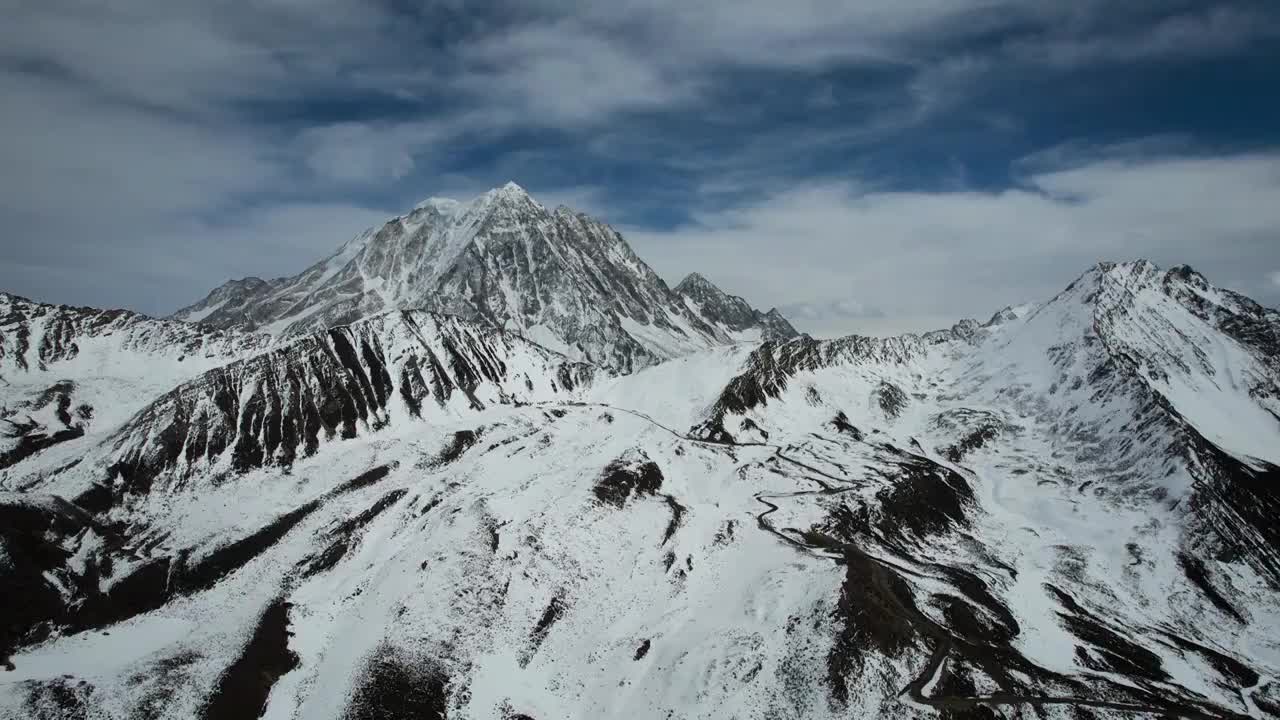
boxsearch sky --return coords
[2,0,1279,336]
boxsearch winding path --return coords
[549,401,1254,720]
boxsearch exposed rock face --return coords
[0,381,86,471]
[1081,261,1280,586]
[0,493,109,668]
[690,318,981,442]
[172,184,791,373]
[0,308,595,673]
[77,310,596,499]
[1,292,270,380]
[674,272,799,342]
[1,292,276,484]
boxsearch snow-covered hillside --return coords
[1,292,274,485]
[2,260,1279,719]
[172,184,796,373]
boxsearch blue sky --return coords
[2,1,1279,334]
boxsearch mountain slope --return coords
[1,292,273,482]
[674,272,799,342]
[172,184,791,373]
[694,260,1280,581]
[3,260,1279,719]
[0,308,595,676]
[13,309,596,503]
[672,260,1280,710]
[1,292,270,385]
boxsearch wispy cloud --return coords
[625,144,1280,334]
[297,121,455,185]
[1002,4,1280,68]
[2,0,1278,322]
[452,21,700,125]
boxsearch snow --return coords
[0,298,276,486]
[1097,277,1280,465]
[723,326,763,343]
[414,197,464,216]
[176,299,227,324]
[258,299,331,336]
[618,312,724,361]
[2,260,1278,719]
[2,615,195,682]
[523,324,577,359]
[590,344,755,430]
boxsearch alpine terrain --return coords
[1,185,1279,720]
[170,183,797,373]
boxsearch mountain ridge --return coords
[171,183,796,373]
[674,271,800,342]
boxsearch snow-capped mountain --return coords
[172,183,794,373]
[3,260,1279,719]
[1,292,273,482]
[674,272,798,342]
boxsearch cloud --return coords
[0,75,279,215]
[0,200,394,316]
[1269,271,1280,289]
[778,298,894,338]
[3,0,1279,324]
[1002,4,1280,69]
[781,299,885,320]
[456,1,1278,129]
[169,202,397,279]
[452,21,699,125]
[525,185,615,218]
[297,121,448,184]
[0,70,290,309]
[624,145,1280,335]
[0,1,411,116]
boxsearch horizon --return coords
[2,1,1279,335]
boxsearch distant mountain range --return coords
[2,185,1278,720]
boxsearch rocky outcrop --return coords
[98,311,595,497]
[690,320,980,441]
[1,293,277,480]
[1,292,270,379]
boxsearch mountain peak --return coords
[673,272,800,341]
[675,272,716,294]
[411,183,535,217]
[1088,259,1215,296]
[471,181,542,215]
[1087,258,1164,279]
[216,276,269,291]
[168,186,795,370]
[487,181,534,203]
